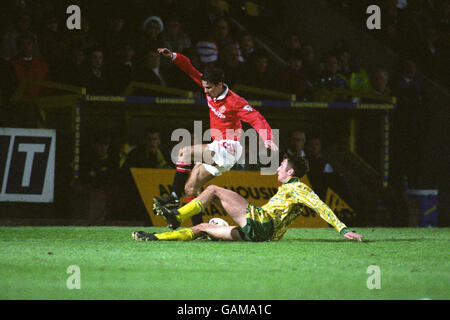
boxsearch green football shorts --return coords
[238,203,274,242]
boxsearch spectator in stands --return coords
[392,58,425,167]
[331,42,372,96]
[368,67,392,98]
[63,17,98,56]
[0,57,18,105]
[419,25,447,83]
[124,128,170,169]
[282,31,302,57]
[336,47,352,80]
[313,51,347,101]
[334,44,371,96]
[192,0,229,36]
[136,16,164,60]
[161,16,192,54]
[299,43,320,82]
[238,33,256,63]
[196,17,240,67]
[402,0,434,48]
[317,52,347,90]
[80,47,113,95]
[133,48,170,93]
[195,37,219,68]
[242,50,278,91]
[280,48,312,99]
[285,130,306,157]
[305,136,334,174]
[10,33,48,98]
[38,14,64,78]
[217,43,244,88]
[107,41,137,95]
[393,58,422,103]
[80,132,120,225]
[1,11,41,61]
[382,0,402,27]
[53,46,85,86]
[100,12,130,63]
[305,135,334,198]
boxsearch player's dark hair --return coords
[201,67,225,85]
[284,152,309,178]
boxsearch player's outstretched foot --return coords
[132,231,158,241]
[153,192,180,215]
[154,202,181,230]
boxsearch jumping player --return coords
[153,48,278,226]
[133,152,363,242]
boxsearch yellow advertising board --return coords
[130,168,346,228]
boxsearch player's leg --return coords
[191,223,243,241]
[184,163,216,225]
[132,224,243,242]
[197,185,248,227]
[185,163,216,196]
[153,144,213,210]
[155,183,248,229]
[183,184,248,227]
[184,139,243,225]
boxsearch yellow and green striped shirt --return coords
[261,177,347,241]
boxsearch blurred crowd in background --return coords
[1,0,446,101]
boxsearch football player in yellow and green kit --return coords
[132,152,362,242]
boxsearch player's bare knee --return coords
[178,146,191,161]
[184,184,196,196]
[205,185,217,193]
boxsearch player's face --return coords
[277,159,292,183]
[202,80,223,99]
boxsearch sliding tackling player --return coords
[153,48,278,226]
[133,153,363,242]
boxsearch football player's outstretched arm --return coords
[300,187,362,242]
[236,103,278,151]
[157,48,203,87]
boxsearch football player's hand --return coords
[157,48,173,59]
[344,231,363,242]
[264,140,278,151]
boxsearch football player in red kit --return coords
[153,48,278,227]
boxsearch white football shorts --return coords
[203,140,243,176]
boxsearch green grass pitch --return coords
[0,226,448,300]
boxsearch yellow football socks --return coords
[154,228,195,241]
[176,198,205,222]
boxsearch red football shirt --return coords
[172,53,273,142]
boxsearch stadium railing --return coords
[232,83,296,101]
[123,81,194,98]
